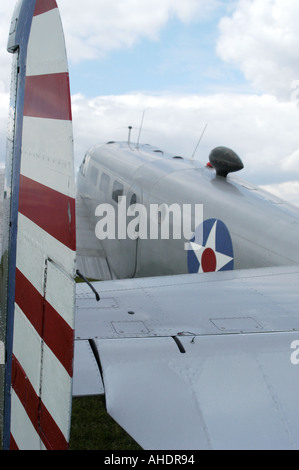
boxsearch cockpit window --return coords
[112,181,124,203]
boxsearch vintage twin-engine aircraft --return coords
[1,0,299,451]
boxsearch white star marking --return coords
[189,220,233,273]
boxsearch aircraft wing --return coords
[74,266,299,450]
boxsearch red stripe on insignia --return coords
[24,73,72,121]
[15,268,74,377]
[34,0,58,16]
[11,355,69,450]
[19,175,76,251]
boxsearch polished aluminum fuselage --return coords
[77,142,299,279]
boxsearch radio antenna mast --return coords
[191,123,208,161]
[136,110,146,150]
[127,126,133,148]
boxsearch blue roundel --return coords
[187,219,234,274]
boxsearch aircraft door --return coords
[105,182,142,279]
[123,184,143,278]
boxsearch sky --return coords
[1,0,299,204]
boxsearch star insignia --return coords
[189,220,234,273]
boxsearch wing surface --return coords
[74,266,299,450]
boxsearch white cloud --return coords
[59,0,215,63]
[71,92,299,189]
[262,181,299,207]
[0,0,215,72]
[217,0,299,99]
[1,0,299,208]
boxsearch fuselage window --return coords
[90,166,99,186]
[112,181,124,203]
[100,173,110,194]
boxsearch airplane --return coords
[0,0,299,451]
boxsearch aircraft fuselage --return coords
[77,142,299,279]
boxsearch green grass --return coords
[69,396,142,450]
